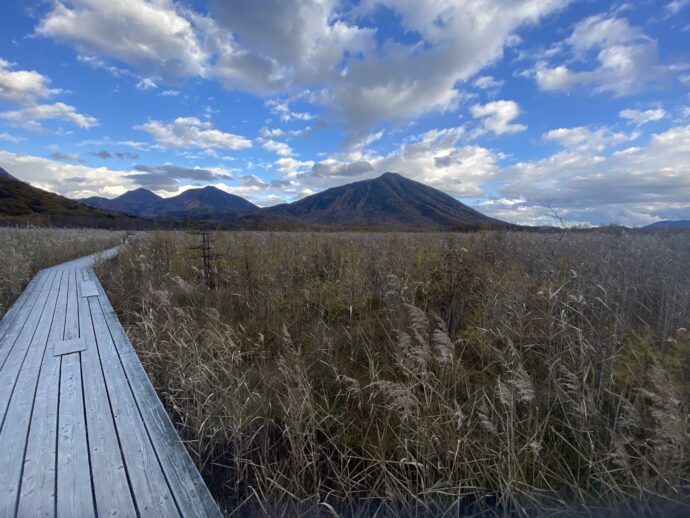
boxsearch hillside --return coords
[644,220,690,230]
[0,172,155,229]
[265,172,500,229]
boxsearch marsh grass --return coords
[99,230,690,516]
[0,227,126,317]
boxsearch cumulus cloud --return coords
[311,160,375,178]
[134,117,252,150]
[534,15,670,96]
[487,125,690,225]
[0,150,135,198]
[0,102,98,131]
[471,100,527,136]
[260,139,294,156]
[128,163,231,191]
[543,125,638,152]
[619,107,667,125]
[0,58,61,104]
[287,125,496,197]
[37,0,208,76]
[35,0,570,141]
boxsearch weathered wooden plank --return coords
[0,270,53,371]
[0,269,59,428]
[16,266,69,518]
[0,270,63,517]
[90,270,223,517]
[79,281,99,298]
[0,269,45,343]
[88,291,180,517]
[76,268,137,517]
[57,269,95,517]
[52,338,86,356]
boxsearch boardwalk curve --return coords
[0,248,221,517]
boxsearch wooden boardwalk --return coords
[0,249,221,517]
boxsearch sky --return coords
[0,0,689,227]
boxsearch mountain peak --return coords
[267,171,499,229]
[0,166,18,181]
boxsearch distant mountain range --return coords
[644,220,690,230]
[0,167,154,229]
[5,165,690,231]
[76,172,501,230]
[81,186,257,219]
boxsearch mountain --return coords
[0,166,18,181]
[644,220,690,230]
[0,169,155,229]
[265,172,500,229]
[81,188,162,215]
[80,185,257,219]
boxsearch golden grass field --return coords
[92,230,690,516]
[0,227,125,317]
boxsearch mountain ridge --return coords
[78,172,499,229]
[81,185,257,219]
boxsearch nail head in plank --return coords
[52,337,86,356]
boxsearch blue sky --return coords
[0,0,689,226]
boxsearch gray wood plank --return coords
[17,267,69,518]
[0,270,53,371]
[0,270,59,428]
[88,291,180,517]
[90,270,222,518]
[0,270,63,517]
[57,269,95,517]
[79,281,99,298]
[52,338,86,357]
[76,268,137,517]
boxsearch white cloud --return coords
[472,75,504,90]
[134,117,252,150]
[274,157,315,178]
[261,139,294,156]
[0,102,98,131]
[0,58,61,104]
[0,132,23,143]
[534,15,669,96]
[0,150,134,198]
[35,0,570,141]
[286,125,496,198]
[265,99,314,122]
[666,0,690,14]
[543,126,638,152]
[159,89,180,96]
[37,0,208,76]
[489,125,690,225]
[619,107,667,125]
[259,127,286,138]
[136,77,158,90]
[471,100,527,136]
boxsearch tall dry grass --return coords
[0,227,126,317]
[99,230,690,516]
